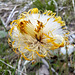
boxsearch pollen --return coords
[17,19,28,34]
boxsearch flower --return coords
[8,8,69,61]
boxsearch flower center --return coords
[34,20,44,42]
[35,34,42,43]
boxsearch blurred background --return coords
[0,0,75,75]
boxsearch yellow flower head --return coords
[8,8,69,61]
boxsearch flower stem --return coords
[46,59,52,75]
[65,46,69,75]
[48,60,53,75]
[58,49,62,75]
[73,46,75,73]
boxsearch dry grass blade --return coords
[19,0,35,14]
[53,0,58,15]
[6,6,17,27]
[72,0,75,15]
[0,59,27,75]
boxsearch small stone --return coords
[36,65,49,75]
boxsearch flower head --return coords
[8,8,69,61]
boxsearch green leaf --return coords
[0,31,7,38]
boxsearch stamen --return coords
[28,8,38,14]
[35,50,47,57]
[9,26,14,36]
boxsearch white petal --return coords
[60,45,74,55]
